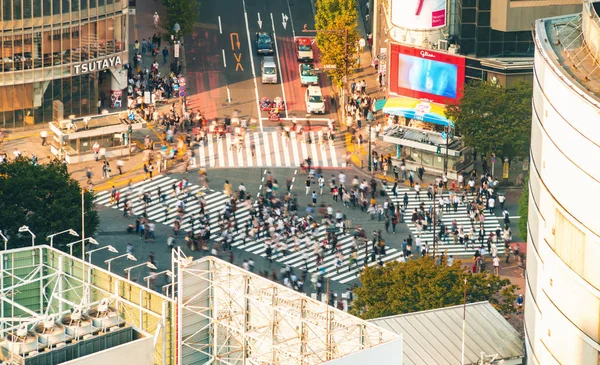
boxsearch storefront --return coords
[0,0,128,128]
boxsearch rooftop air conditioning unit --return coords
[448,45,460,54]
[438,39,449,51]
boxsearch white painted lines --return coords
[222,49,227,67]
[270,12,289,119]
[242,0,264,131]
[218,16,223,34]
[195,131,343,168]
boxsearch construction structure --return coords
[0,245,401,365]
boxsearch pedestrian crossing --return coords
[197,130,344,169]
[94,175,400,284]
[382,185,505,258]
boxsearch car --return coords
[299,63,318,86]
[305,86,325,114]
[295,38,314,62]
[255,32,274,55]
[261,56,278,84]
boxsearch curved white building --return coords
[527,1,600,364]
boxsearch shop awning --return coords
[382,96,454,127]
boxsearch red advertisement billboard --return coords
[389,43,466,105]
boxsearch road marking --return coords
[286,0,296,37]
[310,133,319,166]
[245,135,253,166]
[257,13,263,29]
[272,131,282,166]
[263,131,272,166]
[329,139,338,167]
[281,13,289,30]
[218,16,222,34]
[301,138,309,161]
[230,33,240,50]
[225,133,235,166]
[279,117,331,122]
[254,132,263,166]
[242,0,263,132]
[270,12,289,118]
[291,132,300,165]
[208,137,215,167]
[198,145,206,167]
[218,137,226,167]
[282,134,291,166]
[233,53,244,71]
[222,49,227,67]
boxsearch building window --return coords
[13,0,22,20]
[3,0,12,20]
[42,0,51,16]
[554,210,586,277]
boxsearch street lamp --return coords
[303,24,350,129]
[124,261,158,281]
[143,270,173,289]
[0,230,8,251]
[105,253,137,273]
[172,23,181,74]
[46,229,79,248]
[67,237,99,256]
[86,245,118,263]
[18,226,36,247]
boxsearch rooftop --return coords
[0,245,402,365]
[368,302,524,365]
[535,0,600,104]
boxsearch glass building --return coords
[0,0,128,128]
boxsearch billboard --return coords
[391,0,447,30]
[389,43,466,105]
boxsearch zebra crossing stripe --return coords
[225,134,235,166]
[282,135,292,166]
[254,132,263,166]
[329,139,338,167]
[208,137,216,167]
[310,133,320,167]
[94,178,403,284]
[245,136,253,167]
[291,133,300,165]
[263,132,272,166]
[272,131,282,166]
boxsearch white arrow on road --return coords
[257,13,263,29]
[282,13,289,30]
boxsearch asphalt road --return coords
[185,0,336,129]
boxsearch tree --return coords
[161,0,201,37]
[518,177,529,242]
[350,257,519,320]
[444,80,532,161]
[314,0,359,85]
[0,158,99,254]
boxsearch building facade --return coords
[526,2,600,364]
[0,0,128,128]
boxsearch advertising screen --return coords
[391,0,447,30]
[397,54,457,98]
[389,44,466,104]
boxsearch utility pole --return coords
[444,125,450,175]
[432,191,437,258]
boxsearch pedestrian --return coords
[117,159,124,175]
[40,130,48,146]
[305,177,311,195]
[498,193,506,211]
[516,294,524,314]
[312,191,317,206]
[493,255,500,275]
[403,192,409,209]
[414,183,420,200]
[162,47,169,64]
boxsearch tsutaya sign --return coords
[73,56,122,75]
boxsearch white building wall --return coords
[527,17,600,365]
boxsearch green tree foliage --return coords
[0,158,99,254]
[314,0,359,85]
[162,0,201,37]
[350,257,519,320]
[445,80,532,160]
[518,177,529,242]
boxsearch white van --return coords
[261,57,277,84]
[305,86,325,114]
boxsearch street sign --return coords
[174,43,180,58]
[323,64,337,70]
[491,155,496,163]
[503,161,509,178]
[180,91,186,97]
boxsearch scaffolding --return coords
[172,248,400,365]
[0,246,400,365]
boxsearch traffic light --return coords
[436,145,441,154]
[128,125,133,134]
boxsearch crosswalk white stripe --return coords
[291,133,300,166]
[225,134,235,166]
[300,138,309,162]
[236,137,244,166]
[208,137,216,167]
[263,132,272,166]
[245,135,253,167]
[94,176,177,205]
[198,144,206,167]
[282,134,291,166]
[217,137,225,167]
[254,132,263,166]
[329,139,338,167]
[272,131,282,166]
[318,131,328,168]
[309,132,319,167]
